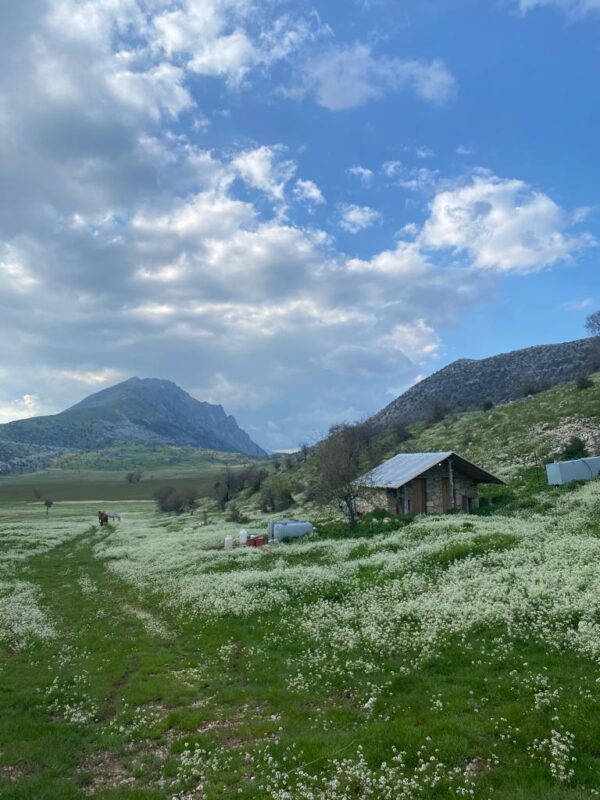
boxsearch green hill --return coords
[378,372,600,479]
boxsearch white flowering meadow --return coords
[0,502,94,649]
[2,484,600,797]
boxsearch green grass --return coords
[2,483,600,798]
[0,464,245,503]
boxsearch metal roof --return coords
[355,451,503,489]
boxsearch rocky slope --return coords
[374,336,599,426]
[0,378,265,472]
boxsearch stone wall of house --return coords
[424,465,479,513]
[454,471,479,511]
[357,487,396,515]
[425,465,445,514]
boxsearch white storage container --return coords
[270,520,314,542]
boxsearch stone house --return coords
[355,451,504,515]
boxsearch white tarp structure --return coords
[546,457,600,486]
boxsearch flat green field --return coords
[0,465,229,503]
[2,484,600,798]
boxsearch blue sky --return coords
[0,0,598,450]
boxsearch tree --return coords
[259,476,294,513]
[212,467,245,510]
[392,419,410,444]
[561,436,589,461]
[242,466,268,494]
[126,470,143,484]
[426,398,451,424]
[576,373,593,390]
[312,422,381,528]
[154,487,198,515]
[44,499,54,516]
[226,501,250,523]
[32,487,42,501]
[585,310,600,336]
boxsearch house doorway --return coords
[412,478,427,513]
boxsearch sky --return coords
[0,0,599,451]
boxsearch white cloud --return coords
[0,246,38,292]
[189,30,258,82]
[347,240,429,274]
[0,394,40,424]
[382,160,402,177]
[382,159,439,192]
[338,203,382,233]
[517,0,600,16]
[379,320,441,360]
[151,1,323,83]
[401,168,440,193]
[415,146,434,159]
[106,63,193,120]
[562,298,593,310]
[56,368,124,385]
[293,178,325,206]
[292,43,456,111]
[348,165,374,184]
[420,173,595,272]
[232,145,296,202]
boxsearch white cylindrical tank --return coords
[224,534,233,550]
[272,521,314,542]
[239,528,248,546]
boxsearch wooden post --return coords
[448,458,456,510]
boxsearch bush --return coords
[226,501,250,523]
[521,379,549,397]
[576,372,593,390]
[392,419,410,444]
[154,486,199,514]
[426,398,451,424]
[561,436,589,461]
[126,470,143,484]
[259,477,294,513]
[481,400,494,411]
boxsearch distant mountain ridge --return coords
[0,377,266,472]
[374,336,599,426]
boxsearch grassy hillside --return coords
[380,372,600,478]
[47,441,255,472]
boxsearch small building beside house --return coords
[355,451,504,515]
[546,456,600,486]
